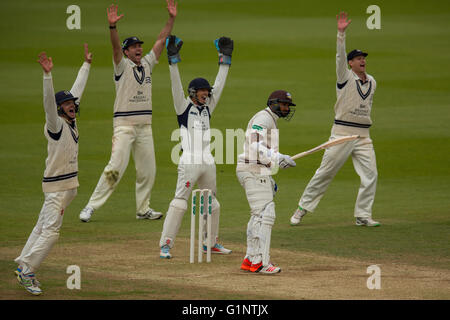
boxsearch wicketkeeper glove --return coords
[214,36,233,65]
[278,153,296,169]
[166,35,183,65]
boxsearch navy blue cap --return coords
[122,36,144,50]
[55,90,77,105]
[347,49,368,62]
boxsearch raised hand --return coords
[38,52,53,73]
[84,43,93,64]
[107,4,124,27]
[166,35,183,65]
[166,0,177,18]
[337,11,351,33]
[215,36,234,57]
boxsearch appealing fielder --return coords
[158,35,233,259]
[80,1,177,222]
[237,90,297,274]
[290,12,380,227]
[15,47,92,295]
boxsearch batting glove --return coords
[214,36,233,65]
[278,153,296,169]
[166,35,183,65]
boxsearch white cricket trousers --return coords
[87,124,156,214]
[15,188,77,272]
[237,171,277,265]
[299,135,378,218]
[159,161,220,248]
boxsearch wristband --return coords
[109,25,116,29]
[218,54,231,65]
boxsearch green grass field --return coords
[1,0,449,301]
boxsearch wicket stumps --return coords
[190,189,212,263]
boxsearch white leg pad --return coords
[159,198,187,248]
[259,202,276,266]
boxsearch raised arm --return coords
[166,35,186,114]
[70,43,92,103]
[38,52,61,133]
[336,12,352,84]
[151,0,177,60]
[209,37,233,113]
[107,4,124,66]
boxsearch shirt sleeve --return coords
[247,113,278,164]
[336,31,351,85]
[208,64,230,114]
[70,62,91,104]
[43,72,62,133]
[142,50,159,72]
[169,64,188,115]
[113,56,127,78]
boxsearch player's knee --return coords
[212,197,220,213]
[170,198,188,211]
[262,202,276,226]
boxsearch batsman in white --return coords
[158,35,233,259]
[237,90,297,274]
[290,12,380,227]
[15,46,92,295]
[79,1,177,222]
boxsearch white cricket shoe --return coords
[203,243,232,254]
[250,262,281,274]
[290,207,308,226]
[356,217,380,227]
[259,263,281,274]
[136,208,163,220]
[79,206,94,222]
[159,244,172,259]
[17,272,42,295]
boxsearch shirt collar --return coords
[352,71,369,84]
[265,107,279,121]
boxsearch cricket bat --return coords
[291,135,360,160]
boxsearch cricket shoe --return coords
[356,217,380,227]
[159,244,172,259]
[250,262,281,274]
[290,207,308,226]
[240,257,252,271]
[250,262,263,273]
[259,263,281,274]
[203,243,232,254]
[136,208,163,220]
[79,206,94,222]
[17,272,42,295]
[15,266,41,287]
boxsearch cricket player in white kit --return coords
[237,90,297,274]
[158,35,233,259]
[290,12,380,227]
[79,1,177,222]
[15,46,92,295]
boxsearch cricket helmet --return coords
[55,90,79,116]
[267,90,296,121]
[188,78,212,99]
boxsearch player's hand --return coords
[337,11,351,33]
[166,0,177,18]
[107,4,124,27]
[278,153,296,169]
[166,35,183,65]
[38,52,53,73]
[215,36,234,57]
[84,43,93,64]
